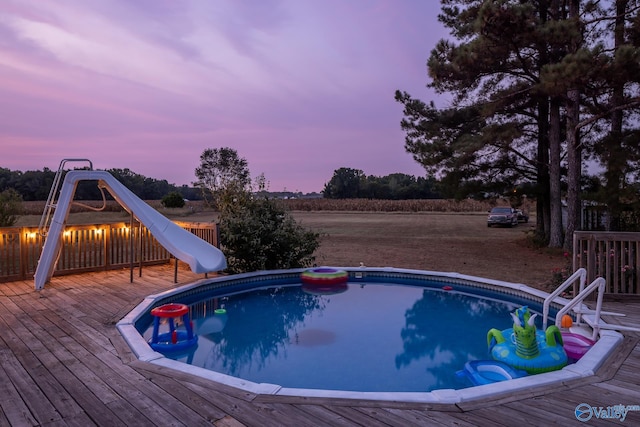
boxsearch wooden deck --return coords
[1,265,639,426]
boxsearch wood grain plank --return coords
[352,406,427,427]
[316,404,392,427]
[0,307,82,422]
[404,409,480,427]
[0,357,39,426]
[138,367,231,425]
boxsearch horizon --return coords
[0,1,447,193]
[1,162,435,195]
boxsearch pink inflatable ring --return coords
[561,332,596,361]
[301,267,348,286]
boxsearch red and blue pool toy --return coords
[149,303,198,352]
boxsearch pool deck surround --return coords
[0,265,638,426]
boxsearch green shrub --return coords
[194,147,320,273]
[161,192,185,208]
[219,193,320,273]
[0,189,24,227]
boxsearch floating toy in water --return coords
[301,267,348,286]
[561,332,595,361]
[194,308,228,335]
[561,314,573,328]
[456,360,528,386]
[149,303,198,352]
[487,306,568,375]
[301,282,348,296]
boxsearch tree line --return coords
[322,168,443,199]
[1,164,452,202]
[396,1,640,248]
[0,167,202,201]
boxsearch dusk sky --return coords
[1,0,448,193]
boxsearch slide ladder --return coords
[38,159,93,237]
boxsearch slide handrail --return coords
[38,158,94,236]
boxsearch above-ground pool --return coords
[143,281,535,392]
[117,267,623,404]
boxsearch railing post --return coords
[587,235,597,287]
[129,213,134,283]
[19,227,27,281]
[138,221,143,278]
[104,224,111,271]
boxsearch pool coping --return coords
[116,267,624,405]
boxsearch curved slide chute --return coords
[34,170,227,290]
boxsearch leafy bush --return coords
[548,251,572,292]
[161,192,185,208]
[195,147,320,273]
[0,189,24,226]
[220,192,320,273]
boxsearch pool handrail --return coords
[554,277,606,341]
[542,268,586,330]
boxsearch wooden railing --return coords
[0,221,219,283]
[573,231,640,296]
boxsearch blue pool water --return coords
[142,281,532,392]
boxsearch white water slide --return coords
[34,170,227,290]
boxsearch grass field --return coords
[290,211,565,290]
[15,202,564,291]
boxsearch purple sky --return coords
[0,0,448,193]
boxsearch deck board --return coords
[381,407,477,427]
[344,406,423,426]
[0,352,54,426]
[136,370,230,424]
[0,265,639,426]
[310,405,391,427]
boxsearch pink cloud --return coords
[0,0,445,193]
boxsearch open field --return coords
[292,211,564,290]
[160,208,566,290]
[18,197,500,215]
